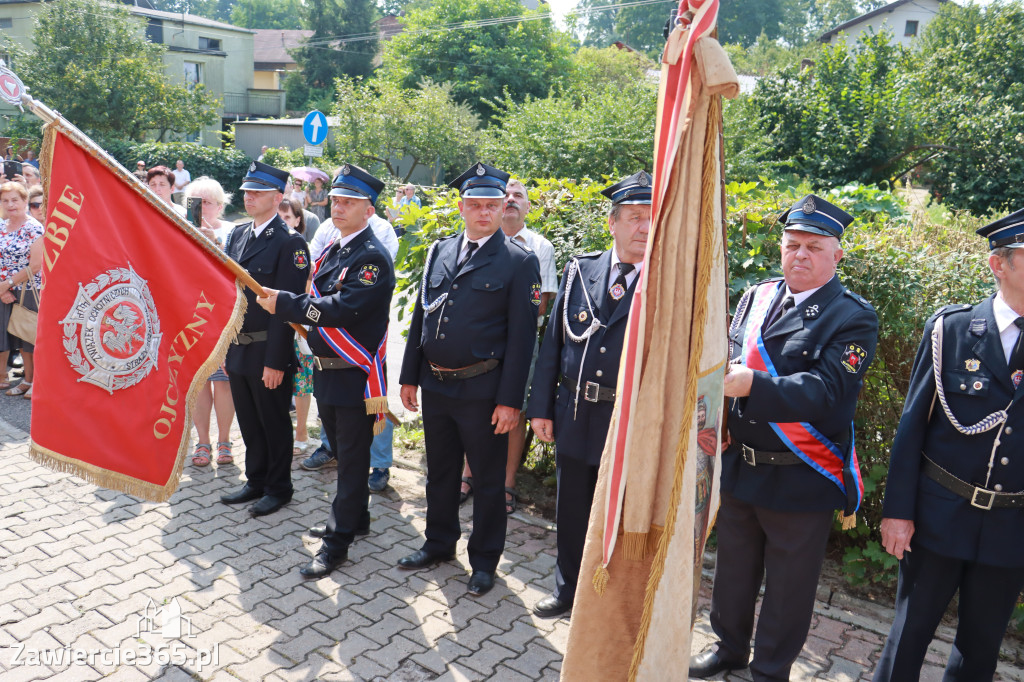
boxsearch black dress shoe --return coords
[309,523,369,538]
[532,595,571,618]
[397,549,455,570]
[467,570,495,596]
[249,494,291,517]
[220,485,262,505]
[688,648,748,679]
[299,549,347,578]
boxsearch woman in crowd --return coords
[277,197,320,456]
[0,182,43,398]
[306,176,328,224]
[288,178,307,207]
[27,186,44,225]
[184,177,237,466]
[146,166,186,216]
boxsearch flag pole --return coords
[21,92,309,338]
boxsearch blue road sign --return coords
[302,110,328,146]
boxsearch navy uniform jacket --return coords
[275,227,395,408]
[399,231,541,407]
[724,275,878,512]
[225,215,310,378]
[883,296,1024,567]
[526,250,636,466]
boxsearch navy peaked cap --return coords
[601,170,653,205]
[240,160,289,192]
[779,194,853,238]
[448,162,509,198]
[977,207,1024,250]
[330,163,384,205]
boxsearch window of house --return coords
[183,62,202,89]
[0,18,13,29]
[905,20,919,37]
[198,37,221,51]
[146,18,163,43]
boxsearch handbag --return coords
[8,274,39,345]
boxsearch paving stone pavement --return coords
[2,405,1024,681]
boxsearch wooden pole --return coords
[22,93,308,338]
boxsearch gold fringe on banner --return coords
[627,93,723,682]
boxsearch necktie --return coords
[606,262,635,315]
[458,241,478,269]
[767,295,795,328]
[1010,317,1024,388]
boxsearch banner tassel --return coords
[592,565,609,597]
[840,511,857,531]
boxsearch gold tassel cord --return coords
[621,532,650,562]
[627,92,723,681]
[840,511,857,531]
[592,564,610,597]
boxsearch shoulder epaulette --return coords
[934,303,974,318]
[757,276,784,285]
[842,290,875,310]
[575,250,604,259]
[509,238,532,254]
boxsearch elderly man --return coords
[690,194,878,681]
[873,208,1024,681]
[461,177,558,514]
[398,162,541,596]
[527,171,651,618]
[219,161,310,516]
[257,164,394,577]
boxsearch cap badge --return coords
[249,162,256,173]
[341,164,350,175]
[475,164,486,176]
[638,174,649,187]
[965,359,980,372]
[802,198,816,214]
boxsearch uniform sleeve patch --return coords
[841,344,867,373]
[357,264,380,286]
[306,305,321,323]
[294,251,309,270]
[531,282,542,306]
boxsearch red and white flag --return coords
[30,118,245,502]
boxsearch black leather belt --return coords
[429,359,499,382]
[562,377,616,403]
[232,331,268,345]
[924,456,1024,510]
[740,444,803,466]
[314,356,355,370]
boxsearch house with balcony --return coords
[0,0,283,147]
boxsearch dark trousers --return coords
[228,372,294,498]
[421,389,508,573]
[319,404,375,556]
[709,492,833,682]
[873,544,1024,682]
[553,454,600,604]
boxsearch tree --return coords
[331,77,482,183]
[718,0,784,47]
[379,0,573,120]
[230,0,302,29]
[7,0,219,141]
[291,0,377,107]
[570,0,618,47]
[569,0,669,56]
[909,1,1024,214]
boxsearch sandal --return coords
[0,380,12,390]
[459,476,473,505]
[5,381,30,397]
[191,443,212,467]
[505,487,519,515]
[216,441,233,465]
[22,384,31,399]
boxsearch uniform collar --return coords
[252,215,276,237]
[461,230,496,252]
[335,223,370,251]
[785,282,824,308]
[994,291,1021,336]
[610,249,643,284]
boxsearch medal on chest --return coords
[609,283,626,301]
[1013,369,1023,389]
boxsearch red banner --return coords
[30,122,244,501]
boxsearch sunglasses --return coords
[29,202,42,209]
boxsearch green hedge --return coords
[100,140,253,211]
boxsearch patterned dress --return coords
[0,216,44,352]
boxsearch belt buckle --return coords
[584,381,600,403]
[742,444,757,466]
[971,487,994,510]
[430,364,445,381]
[314,357,323,371]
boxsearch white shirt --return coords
[252,215,276,238]
[459,231,497,264]
[785,283,825,309]
[610,250,643,290]
[172,168,191,190]
[508,226,557,294]
[309,215,399,261]
[993,292,1023,363]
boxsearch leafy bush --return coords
[101,140,253,211]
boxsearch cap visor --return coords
[239,181,279,191]
[461,187,505,198]
[616,198,652,205]
[328,187,370,200]
[784,223,839,238]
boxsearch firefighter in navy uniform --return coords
[220,161,310,517]
[257,164,394,578]
[690,194,878,681]
[525,171,652,619]
[398,162,541,597]
[874,207,1024,682]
